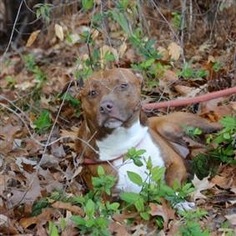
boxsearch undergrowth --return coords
[32,150,209,235]
[2,1,235,235]
[192,115,236,179]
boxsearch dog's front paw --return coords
[173,201,196,211]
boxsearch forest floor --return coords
[0,1,236,235]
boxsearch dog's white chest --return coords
[96,121,164,193]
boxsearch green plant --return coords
[82,0,94,11]
[71,166,118,236]
[192,115,236,178]
[5,75,16,88]
[209,116,236,164]
[171,12,182,29]
[219,221,235,236]
[60,93,80,108]
[34,3,53,24]
[75,2,165,84]
[91,166,117,196]
[178,209,209,236]
[212,60,222,72]
[121,148,194,221]
[31,147,196,234]
[183,126,203,139]
[23,54,47,88]
[179,62,209,79]
[33,109,52,133]
[48,221,59,236]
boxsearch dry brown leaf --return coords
[55,24,64,41]
[20,208,56,228]
[26,30,41,47]
[168,42,182,61]
[191,175,215,201]
[9,173,41,206]
[119,41,127,58]
[61,225,79,236]
[51,143,66,158]
[109,221,129,236]
[225,214,236,226]
[149,202,175,230]
[52,201,84,216]
[36,224,48,236]
[162,70,178,83]
[60,127,79,140]
[211,175,233,189]
[0,214,19,234]
[100,45,119,68]
[174,85,197,96]
[157,46,169,60]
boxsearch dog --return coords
[75,68,220,203]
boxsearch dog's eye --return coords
[120,83,128,90]
[88,90,97,98]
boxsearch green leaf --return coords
[71,215,85,226]
[220,116,236,130]
[85,218,95,228]
[140,58,155,69]
[34,110,51,132]
[127,171,143,186]
[140,211,150,220]
[146,156,153,170]
[151,166,165,182]
[82,0,94,11]
[48,221,59,236]
[106,202,120,211]
[111,9,130,35]
[120,192,140,204]
[223,132,231,140]
[133,158,144,167]
[97,166,105,176]
[85,199,95,217]
[134,197,144,212]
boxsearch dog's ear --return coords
[59,76,84,99]
[76,76,84,88]
[76,77,84,99]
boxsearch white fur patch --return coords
[96,121,164,193]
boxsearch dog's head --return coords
[80,68,143,132]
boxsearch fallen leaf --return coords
[100,45,119,68]
[162,70,179,83]
[55,24,64,41]
[174,85,197,96]
[26,30,41,47]
[118,41,127,58]
[0,214,18,234]
[109,221,129,236]
[20,208,56,228]
[225,214,236,226]
[191,175,215,201]
[149,202,175,230]
[51,201,84,216]
[157,46,169,60]
[168,42,182,61]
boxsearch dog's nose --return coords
[100,101,113,113]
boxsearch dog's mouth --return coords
[102,117,124,129]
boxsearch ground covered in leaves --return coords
[0,1,236,235]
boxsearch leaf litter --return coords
[0,1,236,235]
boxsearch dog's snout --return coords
[100,101,113,113]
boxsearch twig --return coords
[180,0,186,63]
[1,0,24,61]
[151,0,181,47]
[143,86,236,111]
